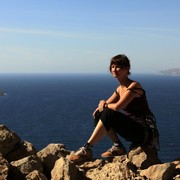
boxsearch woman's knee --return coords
[102,107,115,116]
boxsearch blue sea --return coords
[0,73,179,163]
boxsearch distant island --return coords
[159,68,180,76]
[0,90,6,96]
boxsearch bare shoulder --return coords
[128,81,144,96]
[129,81,142,89]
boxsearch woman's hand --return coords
[98,100,106,109]
[93,100,107,118]
[92,107,99,118]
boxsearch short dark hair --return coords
[109,54,131,75]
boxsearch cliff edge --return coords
[0,124,179,180]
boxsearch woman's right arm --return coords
[106,90,119,104]
[93,90,119,117]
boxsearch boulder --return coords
[0,124,179,179]
[37,143,70,177]
[6,140,37,162]
[174,160,180,179]
[51,157,82,180]
[26,170,48,180]
[0,153,9,180]
[9,155,43,180]
[128,146,162,170]
[0,125,21,156]
[140,161,179,180]
[77,156,143,180]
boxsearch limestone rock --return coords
[26,170,48,180]
[6,140,37,162]
[9,155,43,180]
[78,156,143,180]
[174,160,180,178]
[140,161,179,180]
[0,124,179,179]
[128,146,161,169]
[0,153,9,180]
[0,125,21,156]
[37,143,70,176]
[51,157,82,180]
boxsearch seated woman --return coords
[69,54,159,163]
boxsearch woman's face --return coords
[110,64,128,78]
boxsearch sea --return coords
[0,73,179,163]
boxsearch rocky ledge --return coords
[0,124,179,180]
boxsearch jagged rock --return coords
[9,155,43,180]
[0,125,21,156]
[128,146,161,169]
[77,156,143,180]
[26,170,48,180]
[6,140,37,162]
[51,157,82,180]
[0,124,179,179]
[174,175,180,180]
[37,143,70,176]
[140,161,180,180]
[174,160,180,178]
[0,153,9,180]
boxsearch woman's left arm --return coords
[107,82,141,111]
[92,90,119,117]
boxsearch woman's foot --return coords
[101,146,126,158]
[69,147,93,163]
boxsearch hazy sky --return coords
[0,1,179,74]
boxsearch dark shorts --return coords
[94,108,146,144]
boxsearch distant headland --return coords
[159,68,180,76]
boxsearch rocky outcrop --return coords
[0,124,179,180]
[51,157,83,180]
[6,141,37,162]
[37,143,70,178]
[0,125,21,156]
[0,154,9,180]
[9,155,43,180]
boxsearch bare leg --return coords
[87,120,120,145]
[87,120,107,145]
[69,119,125,163]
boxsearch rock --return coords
[37,143,70,177]
[174,175,180,180]
[6,140,37,162]
[140,161,179,180]
[0,124,179,179]
[0,153,9,180]
[174,160,180,178]
[26,170,48,180]
[77,156,143,180]
[51,157,82,180]
[0,125,21,156]
[128,146,161,169]
[9,155,43,180]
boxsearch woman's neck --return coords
[117,77,132,87]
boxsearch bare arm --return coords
[98,91,119,107]
[93,90,119,117]
[107,82,142,111]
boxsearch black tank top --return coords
[123,88,151,116]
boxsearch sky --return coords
[0,0,179,74]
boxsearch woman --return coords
[69,54,159,163]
